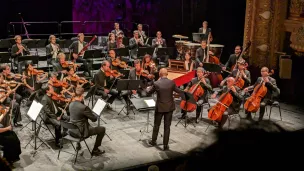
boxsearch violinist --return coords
[46,35,62,65]
[220,59,251,89]
[0,74,22,127]
[210,77,242,128]
[53,53,69,80]
[180,67,212,123]
[41,84,69,148]
[184,52,194,72]
[22,62,39,95]
[69,33,91,77]
[244,67,280,121]
[107,50,119,71]
[63,67,79,88]
[11,35,30,73]
[128,60,149,97]
[142,54,157,76]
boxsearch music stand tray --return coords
[118,69,130,79]
[175,92,197,128]
[203,62,222,73]
[114,48,130,57]
[138,47,155,57]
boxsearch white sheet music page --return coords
[144,99,155,107]
[27,100,43,121]
[93,99,107,116]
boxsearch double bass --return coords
[208,88,234,122]
[230,41,251,71]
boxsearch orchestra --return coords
[0,20,284,165]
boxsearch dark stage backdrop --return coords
[72,0,246,62]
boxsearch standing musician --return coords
[137,24,147,43]
[220,59,251,89]
[11,35,30,73]
[107,33,116,50]
[180,67,212,123]
[69,33,91,77]
[129,30,144,59]
[198,21,213,42]
[46,35,62,65]
[0,74,22,127]
[244,67,280,121]
[147,68,183,151]
[184,52,194,72]
[0,108,22,165]
[128,60,151,97]
[222,45,242,71]
[210,77,242,128]
[195,40,213,67]
[69,87,106,156]
[40,84,70,148]
[116,36,125,48]
[111,22,124,37]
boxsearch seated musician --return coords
[180,67,212,123]
[143,54,157,75]
[10,35,30,73]
[107,33,116,50]
[129,30,144,59]
[62,67,79,88]
[244,67,280,121]
[0,64,22,104]
[137,24,147,42]
[222,45,242,71]
[152,31,167,63]
[111,22,124,37]
[22,62,45,96]
[40,84,70,148]
[116,36,125,48]
[184,52,194,72]
[0,74,22,127]
[220,59,251,88]
[69,87,106,156]
[128,60,151,97]
[0,109,22,164]
[107,50,120,71]
[69,33,91,77]
[210,77,242,128]
[53,53,70,80]
[195,40,213,67]
[46,35,62,65]
[198,21,213,42]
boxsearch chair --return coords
[199,101,211,120]
[57,121,92,164]
[268,101,282,121]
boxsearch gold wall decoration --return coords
[289,0,304,20]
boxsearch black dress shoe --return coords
[163,145,169,151]
[14,123,23,127]
[106,104,112,110]
[148,140,156,146]
[55,142,63,148]
[76,143,82,151]
[92,148,105,156]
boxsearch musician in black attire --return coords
[244,67,280,121]
[147,68,183,151]
[222,45,242,71]
[0,74,22,127]
[53,53,69,81]
[180,67,213,123]
[128,60,150,97]
[40,84,69,148]
[210,77,243,128]
[0,111,21,165]
[111,23,124,37]
[195,40,211,67]
[198,21,212,42]
[69,33,91,77]
[107,50,119,71]
[46,35,62,66]
[10,35,30,73]
[69,87,106,156]
[129,31,144,59]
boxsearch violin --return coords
[105,69,123,78]
[208,87,234,122]
[52,79,69,88]
[29,69,45,76]
[61,61,79,68]
[136,69,155,79]
[47,90,68,102]
[112,58,128,68]
[5,73,22,80]
[4,80,22,87]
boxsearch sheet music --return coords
[144,99,156,107]
[27,100,43,121]
[93,99,107,116]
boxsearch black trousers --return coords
[48,115,69,143]
[0,131,21,162]
[152,111,173,146]
[88,126,106,149]
[76,57,90,75]
[246,99,273,121]
[220,107,236,128]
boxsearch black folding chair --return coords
[58,121,93,164]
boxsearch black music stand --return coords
[157,47,175,60]
[116,79,142,118]
[203,62,222,73]
[36,39,47,48]
[0,39,12,49]
[0,52,11,64]
[114,48,129,57]
[118,69,130,79]
[17,55,39,65]
[192,33,204,43]
[138,47,155,58]
[175,92,196,128]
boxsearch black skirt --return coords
[0,131,21,162]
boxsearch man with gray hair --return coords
[129,30,144,59]
[147,68,183,151]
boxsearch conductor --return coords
[147,68,183,151]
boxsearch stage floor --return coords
[12,96,304,171]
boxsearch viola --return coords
[52,79,69,88]
[47,90,67,102]
[5,73,22,80]
[29,69,45,76]
[105,69,123,78]
[61,61,79,68]
[208,87,234,122]
[136,69,155,79]
[112,58,128,68]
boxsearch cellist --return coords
[210,77,242,128]
[180,67,212,123]
[220,59,251,89]
[244,67,280,121]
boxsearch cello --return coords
[208,87,234,122]
[180,73,209,112]
[234,70,245,89]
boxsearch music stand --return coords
[118,69,130,79]
[0,52,11,64]
[83,49,95,59]
[175,92,196,128]
[138,47,155,58]
[24,100,51,154]
[114,48,129,57]
[203,62,222,73]
[92,99,112,141]
[192,33,204,43]
[0,39,11,49]
[116,79,142,117]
